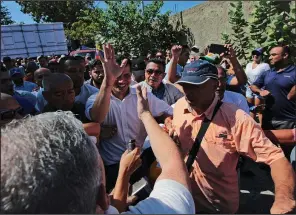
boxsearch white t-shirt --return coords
[35,83,98,112]
[123,179,195,214]
[245,63,270,84]
[223,90,250,114]
[85,87,173,165]
[165,61,183,81]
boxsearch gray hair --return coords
[1,111,101,213]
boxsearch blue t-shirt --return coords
[13,93,36,115]
[253,65,296,121]
[14,81,38,92]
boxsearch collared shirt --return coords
[223,90,250,114]
[253,65,296,121]
[137,81,183,106]
[173,96,285,213]
[85,87,173,165]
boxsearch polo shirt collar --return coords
[271,65,294,74]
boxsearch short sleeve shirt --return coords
[173,96,285,213]
[123,179,195,214]
[253,65,296,121]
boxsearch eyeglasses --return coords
[146,69,163,75]
[156,55,163,59]
[0,107,24,120]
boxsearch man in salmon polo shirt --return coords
[172,59,296,214]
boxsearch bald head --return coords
[43,73,73,92]
[34,68,51,87]
[0,93,20,110]
[0,93,22,126]
[42,74,75,111]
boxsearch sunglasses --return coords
[0,107,24,120]
[146,69,163,75]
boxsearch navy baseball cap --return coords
[9,67,24,77]
[176,60,218,85]
[252,48,263,56]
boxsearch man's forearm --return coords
[287,85,296,101]
[141,111,190,189]
[230,57,247,85]
[271,157,296,201]
[264,129,296,145]
[250,85,262,94]
[112,169,130,213]
[167,57,180,83]
[91,79,113,123]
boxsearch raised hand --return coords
[98,43,127,86]
[119,147,142,177]
[136,85,150,120]
[171,45,183,58]
[220,44,237,59]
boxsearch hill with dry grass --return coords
[170,1,257,51]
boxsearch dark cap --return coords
[252,48,263,56]
[9,67,24,78]
[176,60,218,85]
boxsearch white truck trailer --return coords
[1,22,68,59]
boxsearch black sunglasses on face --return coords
[0,107,24,120]
[146,69,163,75]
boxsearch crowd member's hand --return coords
[119,147,142,177]
[136,85,150,119]
[220,44,237,59]
[260,90,271,97]
[171,45,182,59]
[164,116,173,131]
[270,197,296,214]
[100,125,117,139]
[98,43,127,86]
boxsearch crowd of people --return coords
[0,41,295,214]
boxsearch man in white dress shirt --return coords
[85,44,173,191]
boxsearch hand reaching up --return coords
[136,85,150,120]
[98,43,127,86]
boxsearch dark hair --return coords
[147,58,166,71]
[89,60,102,69]
[271,45,291,58]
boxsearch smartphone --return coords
[131,177,149,196]
[208,44,228,55]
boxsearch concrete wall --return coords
[170,1,257,51]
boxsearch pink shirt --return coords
[173,96,285,213]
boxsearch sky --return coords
[2,1,204,24]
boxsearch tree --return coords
[1,4,14,25]
[16,1,94,29]
[228,1,251,65]
[249,0,271,49]
[263,2,296,51]
[221,33,232,45]
[69,0,194,56]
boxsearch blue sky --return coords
[2,1,203,24]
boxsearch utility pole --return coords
[142,1,144,15]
